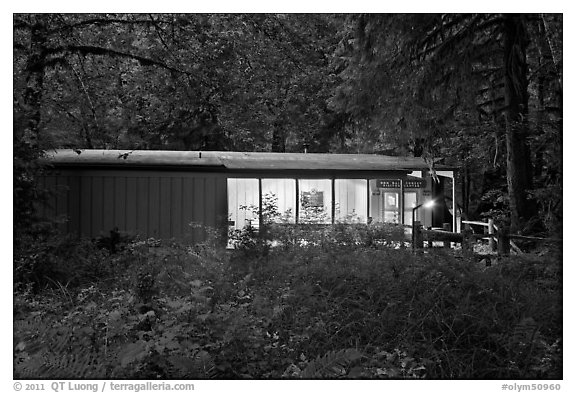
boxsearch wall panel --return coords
[182,177,195,241]
[114,177,127,232]
[125,177,138,235]
[215,177,228,227]
[136,178,149,237]
[91,177,104,237]
[68,176,81,236]
[205,177,216,228]
[159,177,172,238]
[170,178,183,239]
[55,176,69,232]
[148,177,160,238]
[79,176,92,237]
[193,178,205,241]
[39,170,231,243]
[102,177,115,233]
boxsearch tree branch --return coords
[48,17,171,34]
[45,44,190,75]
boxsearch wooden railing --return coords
[412,218,561,256]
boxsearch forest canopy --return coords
[13,13,562,235]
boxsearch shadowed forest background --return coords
[14,13,562,235]
[13,14,562,380]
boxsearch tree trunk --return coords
[23,15,49,148]
[502,15,534,232]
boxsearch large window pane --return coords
[403,192,418,225]
[227,178,259,231]
[298,179,332,224]
[335,179,367,223]
[261,178,296,223]
[383,192,399,223]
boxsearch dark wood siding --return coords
[114,177,127,231]
[182,178,195,241]
[137,177,149,237]
[103,177,115,234]
[68,176,81,236]
[40,170,228,243]
[80,176,92,237]
[170,178,183,239]
[91,176,103,237]
[148,177,160,238]
[126,177,138,235]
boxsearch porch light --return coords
[423,199,435,209]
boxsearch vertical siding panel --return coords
[68,176,81,236]
[215,177,227,247]
[205,177,216,228]
[91,177,103,237]
[56,176,69,233]
[80,177,92,237]
[137,178,149,237]
[149,177,160,238]
[171,177,183,239]
[102,177,115,233]
[216,177,227,227]
[182,177,195,241]
[159,177,171,238]
[126,178,138,235]
[193,177,205,241]
[114,177,127,232]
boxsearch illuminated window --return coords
[335,179,367,223]
[261,179,296,223]
[298,179,331,224]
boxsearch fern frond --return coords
[301,348,362,379]
[14,318,107,379]
[167,350,217,379]
[510,317,539,347]
[38,351,106,378]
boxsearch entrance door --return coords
[382,192,399,223]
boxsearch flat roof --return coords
[43,149,455,172]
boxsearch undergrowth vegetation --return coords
[14,223,562,379]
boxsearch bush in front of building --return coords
[14,226,561,379]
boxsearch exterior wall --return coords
[40,169,227,243]
[38,166,456,244]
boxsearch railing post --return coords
[498,226,510,256]
[443,223,451,248]
[488,218,496,251]
[413,221,423,250]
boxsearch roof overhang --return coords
[42,149,457,172]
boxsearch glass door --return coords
[382,192,399,223]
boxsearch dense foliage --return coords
[14,226,561,379]
[13,13,562,236]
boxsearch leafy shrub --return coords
[14,228,562,379]
[14,234,112,291]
